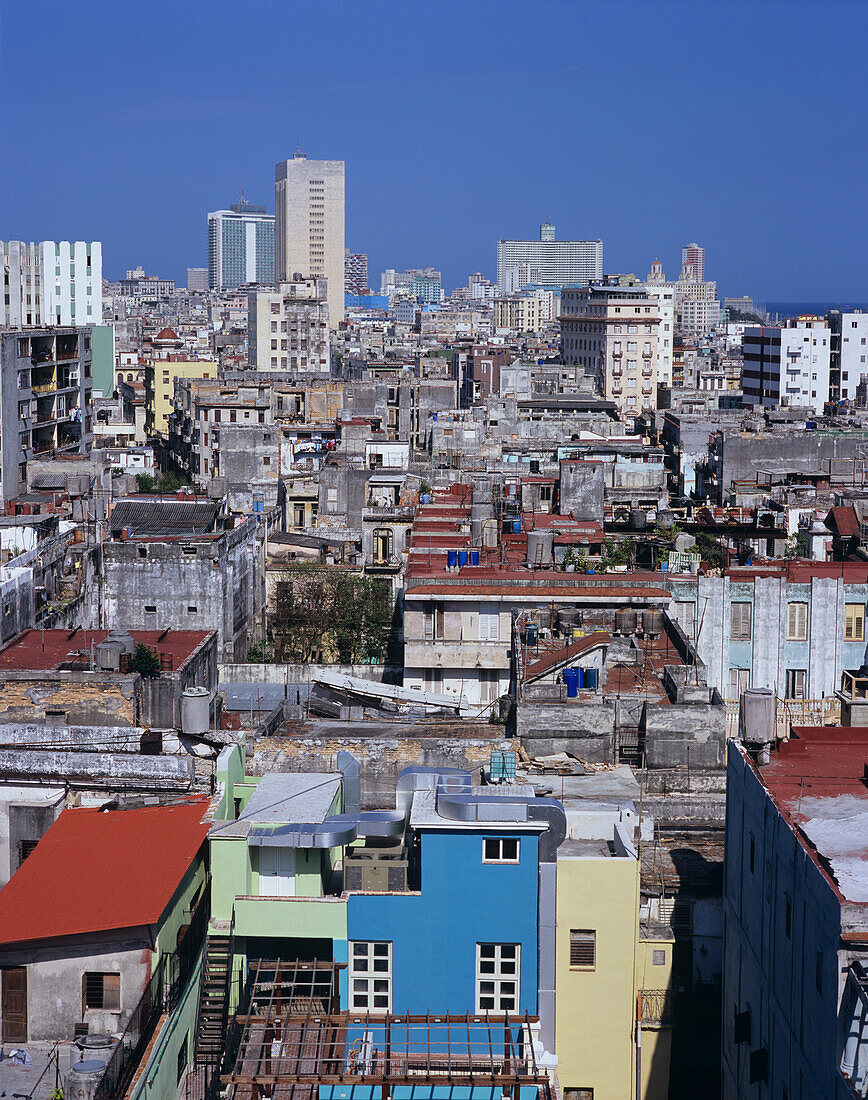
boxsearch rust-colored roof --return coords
[0,628,212,672]
[405,583,671,600]
[826,506,859,538]
[153,327,180,341]
[0,799,211,945]
[525,632,610,678]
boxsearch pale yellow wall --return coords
[556,855,640,1100]
[148,360,217,434]
[635,935,675,1100]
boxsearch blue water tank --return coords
[420,493,430,504]
[432,412,438,421]
[470,549,480,565]
[447,550,458,570]
[584,667,598,690]
[512,518,522,533]
[457,550,468,567]
[576,667,585,689]
[563,668,580,698]
[524,624,538,647]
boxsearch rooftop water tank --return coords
[615,608,638,635]
[65,1060,108,1100]
[642,608,665,637]
[181,687,210,736]
[526,529,554,567]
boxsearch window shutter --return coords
[569,930,596,968]
[731,602,751,640]
[845,604,865,641]
[788,602,808,639]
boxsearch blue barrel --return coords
[576,667,585,689]
[447,550,458,570]
[470,549,480,565]
[512,518,522,533]
[420,493,430,504]
[457,550,468,568]
[432,412,438,421]
[563,668,580,698]
[525,624,538,647]
[584,667,598,690]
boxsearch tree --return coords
[128,642,161,677]
[270,569,392,663]
[695,532,726,570]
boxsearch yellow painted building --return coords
[555,795,673,1100]
[144,358,217,436]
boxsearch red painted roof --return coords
[826,506,860,537]
[0,629,212,672]
[405,583,671,599]
[153,327,180,341]
[0,799,211,945]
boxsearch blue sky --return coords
[2,0,865,299]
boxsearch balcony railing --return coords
[724,696,840,739]
[639,988,676,1026]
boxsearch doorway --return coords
[2,968,26,1043]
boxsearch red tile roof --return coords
[405,583,671,600]
[0,799,211,946]
[826,506,860,538]
[0,629,212,672]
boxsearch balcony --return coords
[639,988,676,1027]
[366,554,404,573]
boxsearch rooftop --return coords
[754,725,868,905]
[108,498,220,536]
[409,785,546,830]
[239,772,341,826]
[0,628,212,673]
[0,798,211,946]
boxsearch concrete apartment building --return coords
[742,318,831,414]
[0,328,93,500]
[344,250,368,294]
[723,725,868,1099]
[1,240,102,327]
[207,201,275,290]
[143,344,217,437]
[186,266,208,292]
[830,310,868,402]
[118,272,175,298]
[275,153,345,324]
[247,277,330,372]
[497,222,602,290]
[561,281,662,418]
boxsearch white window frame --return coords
[479,604,500,642]
[845,602,865,642]
[482,837,520,864]
[786,601,808,641]
[476,943,520,1013]
[349,941,392,1012]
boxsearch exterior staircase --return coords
[195,921,233,1065]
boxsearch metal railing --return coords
[639,988,677,1026]
[94,887,210,1100]
[724,696,841,739]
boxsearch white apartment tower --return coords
[741,319,831,415]
[275,154,345,325]
[497,224,602,291]
[2,240,102,327]
[561,281,661,419]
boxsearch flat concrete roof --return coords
[239,772,340,826]
[409,786,546,831]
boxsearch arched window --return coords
[373,528,393,565]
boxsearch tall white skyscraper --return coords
[275,153,345,324]
[208,202,275,290]
[1,240,102,327]
[496,223,602,291]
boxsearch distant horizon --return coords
[2,0,865,300]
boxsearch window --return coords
[145,605,157,614]
[749,835,755,873]
[729,668,750,698]
[83,972,120,1012]
[787,602,808,640]
[845,603,865,641]
[786,669,807,699]
[816,949,823,993]
[177,1036,188,1084]
[479,604,500,641]
[476,944,519,1012]
[483,837,519,863]
[674,600,696,638]
[784,896,791,938]
[350,941,391,1011]
[373,527,394,565]
[564,1091,593,1100]
[730,602,752,640]
[187,605,197,613]
[569,930,596,969]
[652,949,666,966]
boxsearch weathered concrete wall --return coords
[248,733,511,809]
[559,461,604,521]
[643,703,726,771]
[0,745,194,789]
[0,787,65,888]
[0,673,140,726]
[220,662,399,685]
[516,701,615,762]
[0,931,151,1041]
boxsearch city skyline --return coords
[2,0,866,299]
